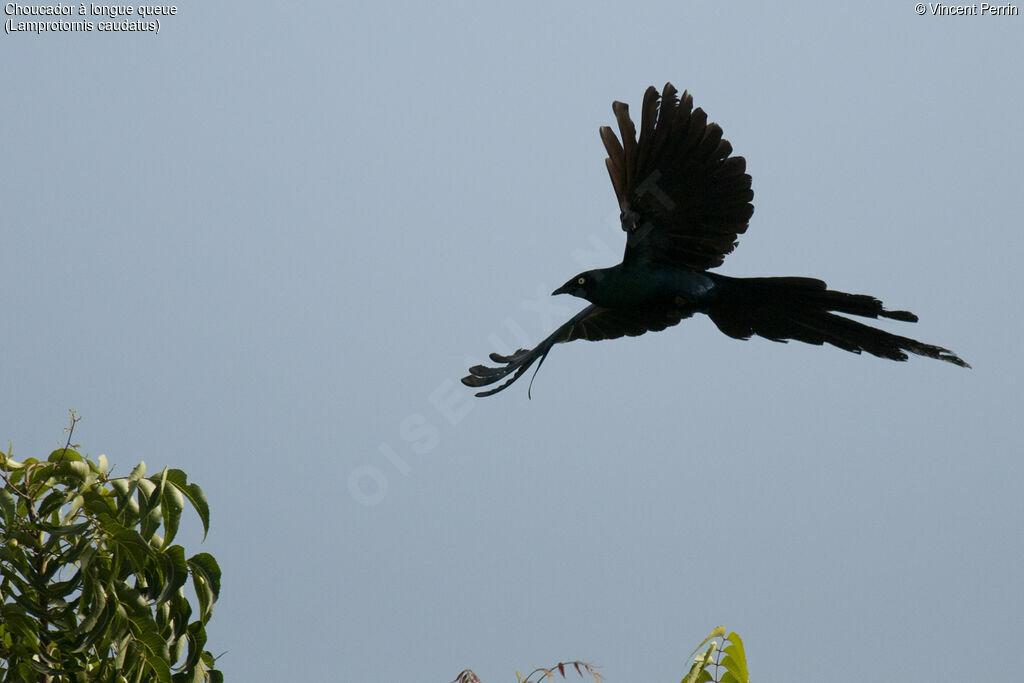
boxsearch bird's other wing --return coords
[462,303,690,397]
[601,83,754,271]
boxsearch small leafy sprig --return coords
[682,626,749,683]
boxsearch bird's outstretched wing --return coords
[462,303,691,397]
[601,83,754,271]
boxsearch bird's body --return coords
[559,262,715,310]
[462,84,968,397]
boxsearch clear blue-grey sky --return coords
[3,2,1021,681]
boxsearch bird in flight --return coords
[462,83,968,397]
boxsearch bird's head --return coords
[553,270,602,301]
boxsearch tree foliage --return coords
[0,414,222,682]
[451,626,749,683]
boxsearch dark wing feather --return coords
[461,304,690,397]
[601,83,754,271]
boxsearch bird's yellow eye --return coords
[578,277,585,285]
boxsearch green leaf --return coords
[1,448,25,467]
[160,482,185,548]
[28,462,56,491]
[141,502,164,542]
[119,496,141,526]
[187,554,221,621]
[111,611,131,667]
[117,632,138,671]
[57,539,94,574]
[130,462,147,481]
[40,520,92,538]
[0,603,39,643]
[49,448,82,463]
[725,632,746,661]
[26,656,60,675]
[720,654,748,683]
[0,487,16,524]
[137,478,160,520]
[76,578,108,637]
[188,553,221,595]
[165,470,210,540]
[10,589,53,621]
[682,643,717,683]
[168,592,193,632]
[82,489,117,517]
[63,493,87,524]
[137,476,158,498]
[688,625,727,658]
[70,595,117,655]
[38,488,71,518]
[182,621,208,670]
[681,659,704,683]
[126,609,172,660]
[114,582,151,616]
[44,570,84,599]
[55,459,92,483]
[113,527,157,570]
[94,453,109,474]
[77,543,98,575]
[0,544,32,575]
[144,649,175,683]
[111,478,131,497]
[155,545,189,604]
[169,629,187,665]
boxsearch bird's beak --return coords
[552,284,571,296]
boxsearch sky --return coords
[2,2,1022,681]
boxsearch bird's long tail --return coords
[706,275,969,367]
